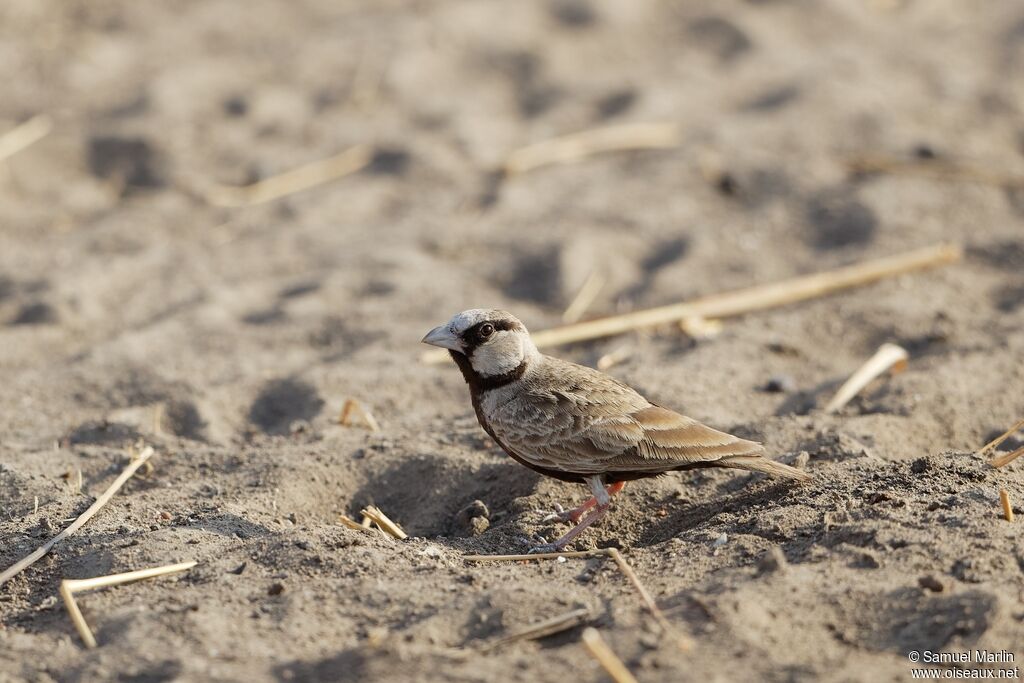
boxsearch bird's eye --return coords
[479,323,494,338]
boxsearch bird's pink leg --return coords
[545,481,626,523]
[531,477,620,553]
[542,505,609,551]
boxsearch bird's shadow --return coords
[347,453,541,538]
[633,478,806,547]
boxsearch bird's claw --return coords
[540,503,573,524]
[541,511,572,523]
[525,533,566,554]
[528,543,562,555]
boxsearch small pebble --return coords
[858,551,882,569]
[453,499,491,537]
[758,546,788,574]
[762,375,796,393]
[918,574,947,593]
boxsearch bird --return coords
[422,308,812,552]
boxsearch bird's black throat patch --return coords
[449,350,527,393]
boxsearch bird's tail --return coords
[720,454,812,482]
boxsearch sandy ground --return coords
[2,1,1024,681]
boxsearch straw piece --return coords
[990,447,1024,469]
[505,122,681,175]
[563,271,605,324]
[0,446,155,588]
[606,549,671,635]
[679,316,722,339]
[339,399,381,432]
[59,582,92,647]
[0,114,53,163]
[153,403,164,436]
[823,343,909,414]
[848,155,1024,189]
[62,561,197,594]
[978,418,1024,462]
[361,505,407,539]
[338,515,378,534]
[479,607,592,652]
[421,243,961,363]
[597,346,633,371]
[60,561,197,648]
[204,144,374,207]
[580,628,639,683]
[999,489,1014,522]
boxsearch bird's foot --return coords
[541,500,594,524]
[541,503,573,524]
[524,533,566,554]
[527,542,565,555]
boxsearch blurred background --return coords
[2,0,1022,446]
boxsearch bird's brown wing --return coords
[490,357,764,476]
[584,405,764,473]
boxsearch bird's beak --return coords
[421,325,462,352]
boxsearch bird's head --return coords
[421,309,538,378]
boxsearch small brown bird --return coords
[422,309,811,552]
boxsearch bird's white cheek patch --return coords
[470,332,523,376]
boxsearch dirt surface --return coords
[2,1,1024,681]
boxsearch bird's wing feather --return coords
[489,358,763,475]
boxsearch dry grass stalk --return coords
[348,53,389,111]
[823,343,909,414]
[479,607,592,652]
[204,144,374,207]
[339,398,381,432]
[597,346,633,371]
[0,114,53,163]
[152,403,164,436]
[990,447,1024,469]
[0,446,155,588]
[464,548,690,649]
[999,489,1014,523]
[978,418,1024,467]
[60,561,197,648]
[596,347,633,371]
[562,271,605,324]
[605,548,675,637]
[505,122,682,175]
[338,515,378,534]
[580,628,639,683]
[421,243,961,364]
[360,505,407,539]
[679,316,722,339]
[848,155,1024,189]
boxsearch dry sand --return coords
[1,1,1023,681]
